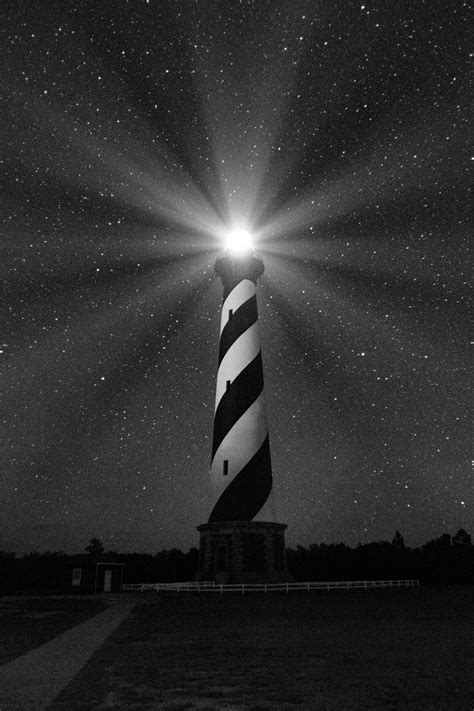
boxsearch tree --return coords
[452,528,472,547]
[423,533,452,551]
[392,531,406,549]
[85,538,104,556]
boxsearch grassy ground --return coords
[0,596,110,664]
[47,586,473,711]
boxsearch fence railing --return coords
[122,579,419,593]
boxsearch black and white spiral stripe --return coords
[209,264,273,522]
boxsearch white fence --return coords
[122,579,419,593]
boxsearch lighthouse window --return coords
[228,308,233,320]
[223,460,229,476]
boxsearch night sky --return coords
[2,0,471,555]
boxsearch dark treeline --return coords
[287,530,473,584]
[0,548,200,594]
[0,529,472,594]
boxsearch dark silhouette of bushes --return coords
[13,551,68,592]
[1,530,471,593]
[286,529,473,584]
[106,548,199,584]
[0,552,17,594]
[420,530,473,583]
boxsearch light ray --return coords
[188,5,313,227]
[5,81,228,241]
[262,251,463,388]
[258,109,463,244]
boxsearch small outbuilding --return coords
[64,555,124,593]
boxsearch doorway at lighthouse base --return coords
[197,521,291,584]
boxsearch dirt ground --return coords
[0,596,110,665]
[43,586,473,711]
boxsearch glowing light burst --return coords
[17,23,455,282]
[225,227,253,254]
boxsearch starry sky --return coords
[2,0,471,555]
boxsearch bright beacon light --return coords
[226,228,253,255]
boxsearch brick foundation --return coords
[197,521,291,583]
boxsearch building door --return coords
[214,544,229,584]
[103,569,112,592]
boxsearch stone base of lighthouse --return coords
[196,521,291,584]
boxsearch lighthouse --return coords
[209,248,272,522]
[197,229,289,584]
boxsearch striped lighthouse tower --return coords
[209,251,272,522]
[197,238,289,584]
